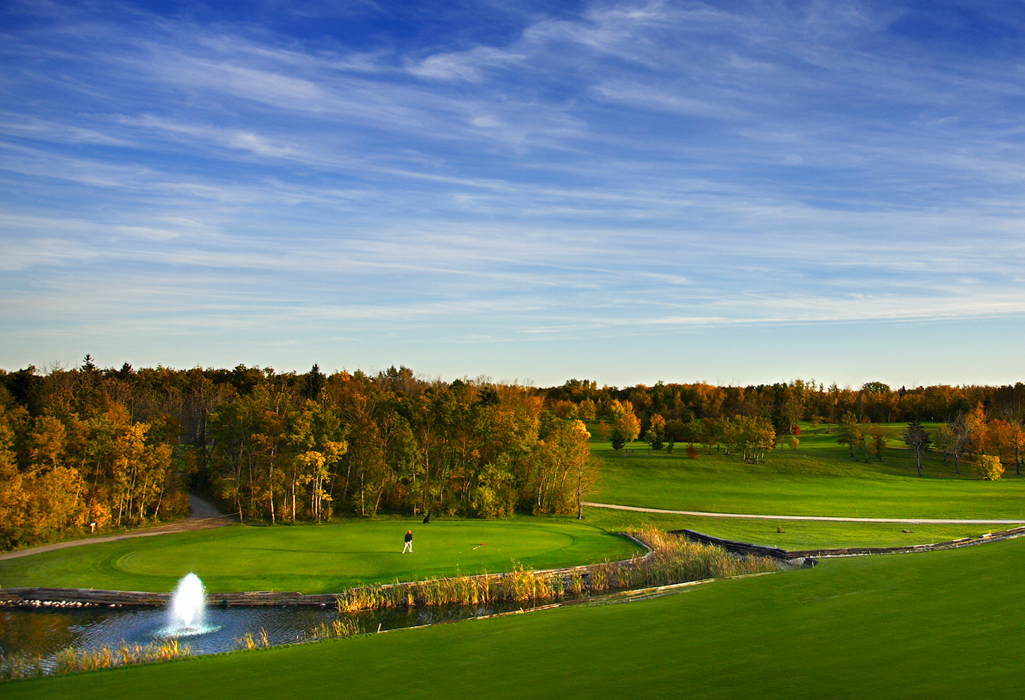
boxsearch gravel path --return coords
[0,494,236,561]
[583,502,1025,525]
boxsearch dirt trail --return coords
[187,493,225,519]
[0,494,237,562]
[584,501,1025,525]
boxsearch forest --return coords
[0,360,593,550]
[1,359,1023,550]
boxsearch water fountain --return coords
[163,572,217,636]
[4,567,547,665]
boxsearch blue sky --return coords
[2,0,1024,387]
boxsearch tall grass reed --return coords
[234,628,271,651]
[303,618,363,642]
[2,639,192,681]
[335,528,778,613]
[627,527,779,586]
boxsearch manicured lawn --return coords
[590,423,1025,519]
[0,518,640,594]
[582,507,1001,550]
[7,535,1024,699]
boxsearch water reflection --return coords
[1,599,549,665]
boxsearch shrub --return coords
[788,436,799,450]
[974,455,1005,481]
[686,444,698,459]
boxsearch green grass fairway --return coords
[7,536,1024,699]
[0,519,640,594]
[582,507,1001,550]
[591,424,1025,519]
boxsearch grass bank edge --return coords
[6,537,1024,699]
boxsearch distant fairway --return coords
[582,507,1006,550]
[7,534,1024,699]
[0,518,640,594]
[591,424,1025,520]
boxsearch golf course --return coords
[6,0,1024,694]
[4,425,1025,698]
[4,533,1023,699]
[4,366,1025,700]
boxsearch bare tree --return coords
[902,420,931,477]
[940,413,971,475]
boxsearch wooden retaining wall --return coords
[0,588,342,608]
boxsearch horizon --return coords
[3,355,1021,392]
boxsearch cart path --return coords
[583,502,1025,525]
[0,494,237,561]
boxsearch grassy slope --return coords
[582,507,1000,549]
[590,423,1025,519]
[0,518,639,594]
[8,536,1023,699]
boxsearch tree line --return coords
[4,363,1024,549]
[0,359,189,550]
[0,361,595,550]
[547,378,1025,446]
[547,378,1023,477]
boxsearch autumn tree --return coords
[611,404,640,451]
[524,417,594,515]
[552,400,578,419]
[836,412,863,460]
[698,417,723,454]
[974,454,1004,481]
[0,404,28,547]
[964,404,988,458]
[865,425,888,462]
[646,414,667,451]
[987,418,1024,476]
[1010,420,1023,476]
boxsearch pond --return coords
[1,599,552,671]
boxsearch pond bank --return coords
[675,524,1025,563]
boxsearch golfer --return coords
[402,529,413,554]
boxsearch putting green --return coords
[0,518,640,594]
[6,536,1023,699]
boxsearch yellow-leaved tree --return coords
[974,454,1004,481]
[611,402,640,451]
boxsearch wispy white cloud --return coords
[0,113,131,146]
[406,46,524,81]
